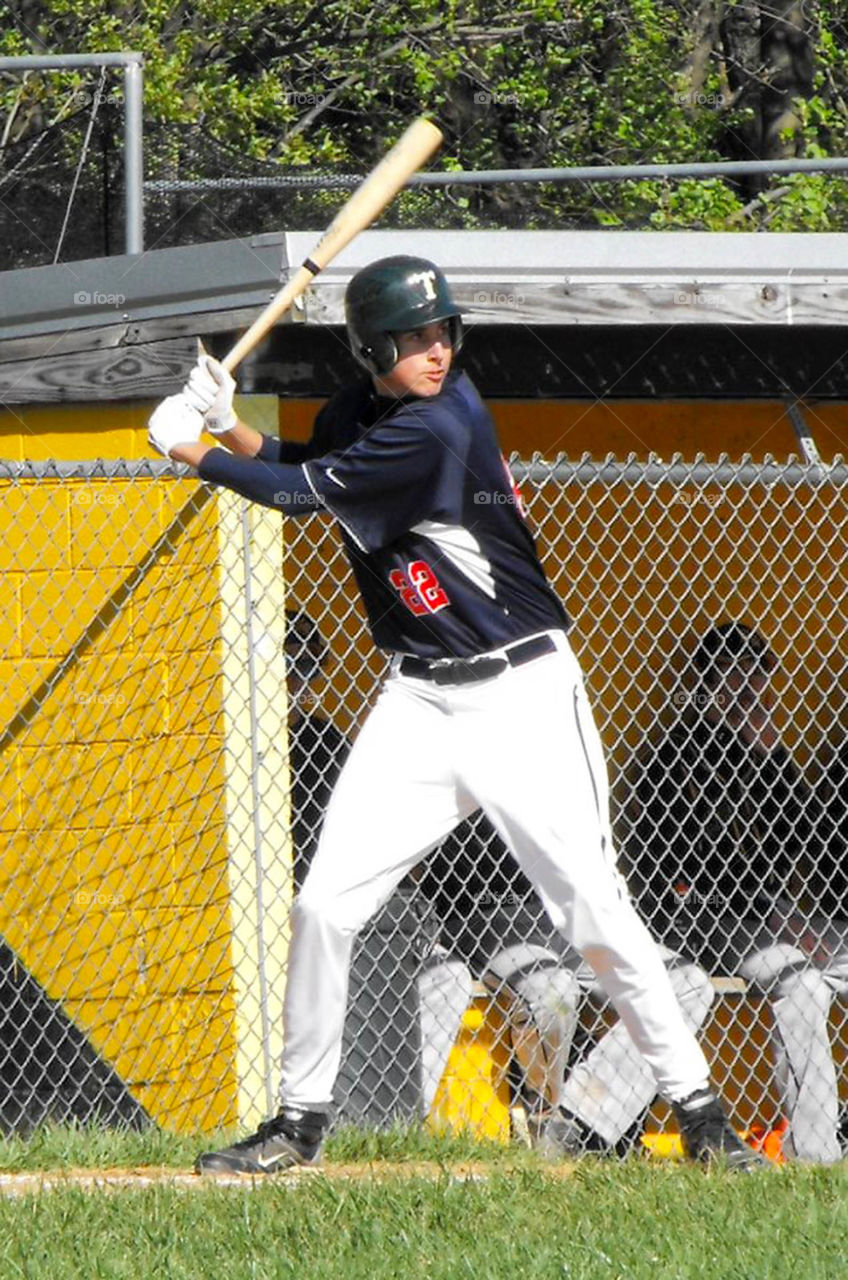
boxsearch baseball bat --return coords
[220,117,444,373]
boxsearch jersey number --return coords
[389,561,451,616]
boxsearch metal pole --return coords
[144,154,848,197]
[1,457,845,487]
[412,156,848,186]
[122,61,143,254]
[0,52,144,254]
[241,503,276,1117]
[0,53,143,71]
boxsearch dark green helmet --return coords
[345,255,463,375]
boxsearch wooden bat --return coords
[221,117,444,373]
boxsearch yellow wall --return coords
[0,405,242,1132]
[0,470,238,1131]
[2,395,844,463]
[276,397,848,462]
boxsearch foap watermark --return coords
[71,488,122,506]
[284,90,327,106]
[674,90,726,108]
[74,291,126,308]
[474,90,521,106]
[74,691,127,707]
[68,88,123,110]
[292,687,322,708]
[475,889,526,908]
[273,491,322,509]
[672,290,723,310]
[473,489,522,506]
[670,490,723,508]
[75,889,126,908]
[672,886,728,910]
[672,687,731,710]
[473,290,526,310]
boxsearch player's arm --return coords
[195,446,321,514]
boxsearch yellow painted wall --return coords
[0,469,238,1131]
[276,397,848,462]
[0,404,250,1132]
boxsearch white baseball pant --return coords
[279,631,710,1112]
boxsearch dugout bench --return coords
[428,976,848,1159]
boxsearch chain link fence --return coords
[0,455,846,1156]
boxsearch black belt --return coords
[399,633,556,686]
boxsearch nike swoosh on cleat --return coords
[254,1153,290,1170]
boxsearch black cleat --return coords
[673,1089,767,1171]
[195,1110,327,1175]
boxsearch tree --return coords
[2,0,848,266]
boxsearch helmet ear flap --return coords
[449,315,464,356]
[357,334,398,376]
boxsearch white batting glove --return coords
[147,394,204,457]
[183,354,237,435]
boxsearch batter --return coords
[147,256,763,1173]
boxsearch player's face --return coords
[377,320,453,399]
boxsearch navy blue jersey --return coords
[302,372,568,658]
[201,371,569,659]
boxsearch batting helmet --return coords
[345,255,463,375]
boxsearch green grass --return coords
[0,1127,845,1279]
[0,1120,516,1172]
[0,1123,199,1172]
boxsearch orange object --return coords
[745,1116,789,1164]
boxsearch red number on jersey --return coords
[389,569,427,616]
[389,562,451,616]
[409,560,451,612]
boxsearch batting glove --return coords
[183,354,237,435]
[147,394,204,457]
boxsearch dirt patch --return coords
[0,1160,577,1196]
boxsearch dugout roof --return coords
[1,229,848,404]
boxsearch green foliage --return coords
[2,0,848,259]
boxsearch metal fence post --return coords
[0,52,144,255]
[241,502,275,1119]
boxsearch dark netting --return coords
[2,116,507,271]
[0,102,124,271]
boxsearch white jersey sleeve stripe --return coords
[411,520,498,600]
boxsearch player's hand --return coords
[183,354,237,436]
[147,393,204,457]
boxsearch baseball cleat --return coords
[673,1089,768,1171]
[195,1110,327,1175]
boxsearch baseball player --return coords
[147,255,763,1173]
